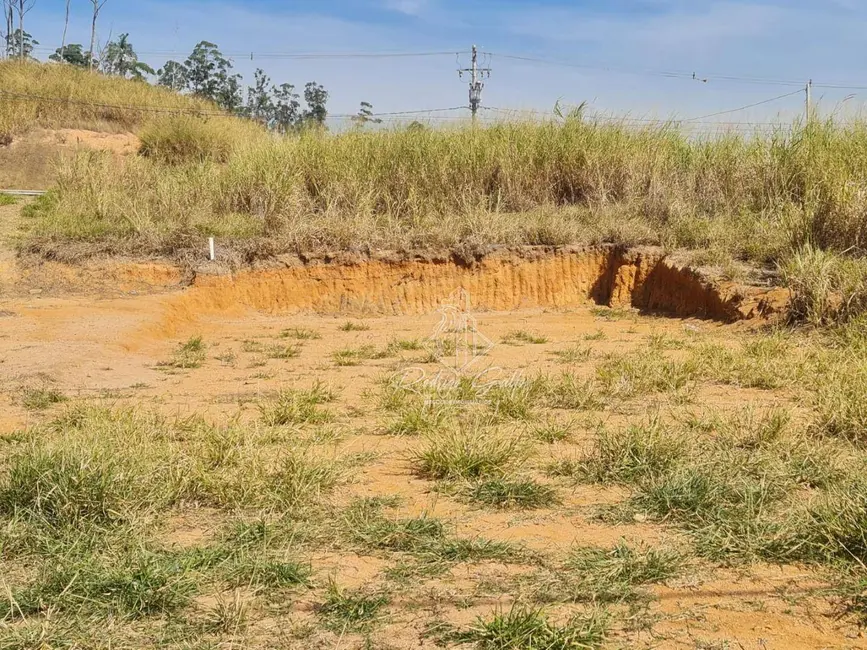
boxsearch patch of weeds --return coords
[0,192,18,205]
[458,606,607,650]
[266,451,343,510]
[531,419,573,443]
[596,350,697,398]
[552,344,592,364]
[243,340,301,359]
[227,557,312,589]
[693,341,795,390]
[467,478,558,510]
[430,537,526,563]
[344,498,445,552]
[647,333,687,351]
[1,551,196,620]
[214,350,237,366]
[343,498,525,566]
[0,445,140,528]
[203,591,249,634]
[259,382,336,426]
[488,381,543,421]
[837,576,867,627]
[386,337,423,352]
[562,542,682,603]
[318,580,389,632]
[384,402,452,436]
[21,387,66,411]
[542,374,605,411]
[591,306,632,321]
[502,329,549,345]
[568,418,687,485]
[584,330,606,341]
[339,321,370,332]
[266,343,301,359]
[161,335,207,369]
[331,344,390,367]
[811,366,867,444]
[413,427,527,480]
[280,327,321,340]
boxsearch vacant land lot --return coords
[1,266,866,648]
[2,61,866,649]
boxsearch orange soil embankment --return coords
[149,246,786,337]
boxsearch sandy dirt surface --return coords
[0,276,864,649]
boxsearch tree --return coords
[302,81,328,126]
[184,41,229,101]
[351,101,382,128]
[157,60,187,92]
[12,0,34,60]
[245,68,274,124]
[103,33,154,79]
[272,83,300,132]
[88,0,108,71]
[215,71,243,112]
[49,42,89,67]
[7,27,35,59]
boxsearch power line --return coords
[330,106,467,118]
[29,47,466,60]
[680,89,803,122]
[482,51,867,90]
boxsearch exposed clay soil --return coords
[0,127,139,189]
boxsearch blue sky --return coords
[22,0,867,125]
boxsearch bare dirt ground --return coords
[0,202,865,649]
[1,290,864,649]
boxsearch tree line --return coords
[1,0,385,129]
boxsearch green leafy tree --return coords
[157,60,187,92]
[272,82,300,132]
[184,41,230,101]
[103,33,154,80]
[302,81,328,126]
[216,71,243,112]
[49,42,90,67]
[246,68,275,123]
[351,101,382,128]
[6,28,35,59]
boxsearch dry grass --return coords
[0,60,221,139]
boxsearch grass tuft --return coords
[21,387,67,411]
[259,382,336,426]
[413,426,527,480]
[161,335,207,369]
[459,606,607,650]
[318,580,390,632]
[467,478,558,510]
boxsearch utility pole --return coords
[458,45,491,123]
[806,79,812,123]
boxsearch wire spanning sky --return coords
[21,0,867,123]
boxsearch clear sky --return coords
[19,0,867,126]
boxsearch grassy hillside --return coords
[0,60,221,139]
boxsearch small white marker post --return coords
[208,236,216,261]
